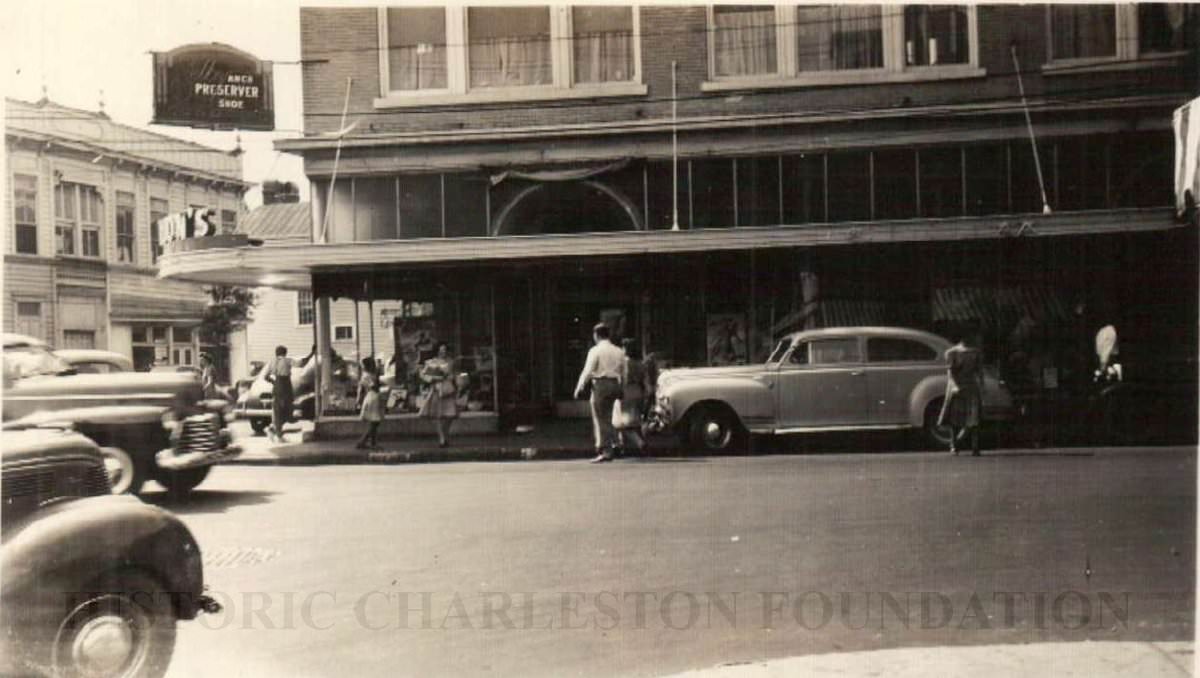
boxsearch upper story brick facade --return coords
[297,4,1196,138]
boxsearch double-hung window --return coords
[1048,4,1194,66]
[149,197,168,264]
[297,290,315,326]
[706,4,980,90]
[116,191,136,264]
[55,182,103,258]
[13,174,38,255]
[376,6,643,107]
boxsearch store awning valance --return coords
[932,286,1071,327]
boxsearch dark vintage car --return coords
[650,327,1014,451]
[3,333,240,495]
[1,426,220,678]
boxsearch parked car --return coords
[649,327,1014,451]
[234,351,355,434]
[54,348,134,374]
[2,333,240,495]
[1,425,220,678]
[150,364,202,376]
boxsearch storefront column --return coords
[315,295,333,420]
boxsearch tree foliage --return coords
[200,285,258,345]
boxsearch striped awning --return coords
[932,286,1071,325]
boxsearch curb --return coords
[227,445,613,466]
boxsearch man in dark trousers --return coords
[574,323,625,463]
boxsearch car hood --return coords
[0,428,102,467]
[659,364,769,386]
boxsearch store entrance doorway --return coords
[555,301,639,414]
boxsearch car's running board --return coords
[767,424,912,434]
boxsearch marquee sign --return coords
[157,208,217,250]
[152,43,274,130]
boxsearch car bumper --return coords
[156,414,242,470]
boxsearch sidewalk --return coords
[659,641,1194,678]
[228,418,668,466]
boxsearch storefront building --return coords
[160,5,1198,436]
[6,98,247,371]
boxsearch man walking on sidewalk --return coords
[574,322,624,463]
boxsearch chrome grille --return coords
[177,414,221,455]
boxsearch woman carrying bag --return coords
[612,338,648,457]
[419,342,458,447]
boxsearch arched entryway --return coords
[491,179,643,236]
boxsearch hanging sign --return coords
[158,208,217,249]
[152,43,275,130]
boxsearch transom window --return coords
[377,6,642,105]
[706,4,979,88]
[1048,3,1195,63]
[13,174,38,255]
[116,191,136,264]
[55,182,103,258]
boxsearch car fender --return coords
[1,495,205,621]
[908,374,949,427]
[665,376,774,429]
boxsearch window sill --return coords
[701,65,986,92]
[373,82,648,109]
[1042,52,1188,76]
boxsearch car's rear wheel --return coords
[98,447,140,495]
[51,570,176,678]
[686,405,746,453]
[249,418,269,436]
[153,466,211,496]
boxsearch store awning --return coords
[158,207,1178,290]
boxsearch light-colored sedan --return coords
[651,327,1014,451]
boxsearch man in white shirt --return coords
[574,323,625,463]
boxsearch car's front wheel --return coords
[153,466,211,496]
[51,570,176,678]
[98,446,141,495]
[685,405,746,453]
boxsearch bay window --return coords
[705,4,980,90]
[376,6,643,106]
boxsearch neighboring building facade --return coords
[162,5,1198,434]
[229,201,395,383]
[6,98,248,370]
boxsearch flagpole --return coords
[671,60,680,231]
[319,77,354,243]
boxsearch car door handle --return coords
[850,370,865,377]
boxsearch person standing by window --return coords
[263,345,294,443]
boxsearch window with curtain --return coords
[13,174,37,255]
[387,7,448,91]
[573,6,634,84]
[1050,5,1115,60]
[1138,3,1193,54]
[468,7,552,88]
[116,191,135,263]
[796,5,884,71]
[904,5,969,66]
[713,5,777,77]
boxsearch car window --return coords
[867,337,939,363]
[809,338,861,365]
[767,339,792,364]
[788,343,809,365]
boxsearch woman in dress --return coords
[614,338,649,457]
[263,345,294,443]
[199,352,219,400]
[938,328,984,456]
[419,342,458,447]
[356,357,384,450]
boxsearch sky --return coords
[5,0,309,209]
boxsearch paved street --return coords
[151,446,1195,678]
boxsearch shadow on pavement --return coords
[141,489,277,514]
